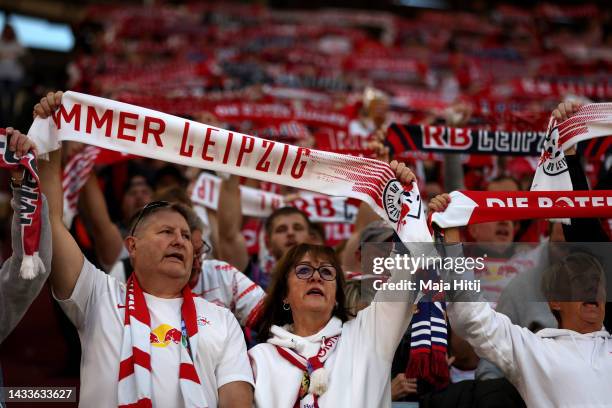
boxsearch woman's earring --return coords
[283,302,291,311]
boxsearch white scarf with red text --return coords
[191,171,358,223]
[28,91,432,243]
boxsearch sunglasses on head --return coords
[294,263,337,281]
[129,200,170,236]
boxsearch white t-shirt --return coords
[191,259,265,327]
[56,259,254,407]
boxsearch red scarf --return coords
[430,190,612,229]
[0,128,44,279]
[274,335,340,408]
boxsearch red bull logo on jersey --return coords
[150,324,183,347]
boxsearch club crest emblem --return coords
[537,126,568,176]
[383,180,422,224]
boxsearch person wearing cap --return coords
[35,93,253,407]
[248,161,421,408]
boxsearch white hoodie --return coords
[248,270,418,407]
[448,301,612,408]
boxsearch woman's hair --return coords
[541,252,605,326]
[257,243,348,342]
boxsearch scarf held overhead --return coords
[28,91,432,243]
[430,190,612,228]
[386,124,546,157]
[191,171,358,223]
[532,103,612,192]
[0,128,44,279]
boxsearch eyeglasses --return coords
[193,240,212,264]
[294,263,337,281]
[129,200,170,236]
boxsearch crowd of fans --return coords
[0,2,611,407]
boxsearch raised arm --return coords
[0,129,52,342]
[78,173,124,270]
[35,92,84,299]
[428,194,537,380]
[217,174,249,271]
[552,101,609,242]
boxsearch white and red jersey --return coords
[191,259,265,328]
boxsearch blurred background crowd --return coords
[0,0,610,406]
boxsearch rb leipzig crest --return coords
[537,126,568,176]
[383,179,422,224]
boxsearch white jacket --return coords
[249,258,418,408]
[448,301,612,408]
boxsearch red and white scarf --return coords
[0,128,44,280]
[430,190,612,228]
[61,145,100,226]
[532,103,612,192]
[118,274,207,408]
[28,91,432,243]
[268,319,342,408]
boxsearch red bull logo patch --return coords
[150,324,182,348]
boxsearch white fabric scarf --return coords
[191,171,358,223]
[28,91,433,243]
[531,103,612,191]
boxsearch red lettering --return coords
[142,116,165,147]
[222,132,234,164]
[276,144,289,175]
[85,106,112,136]
[52,103,81,131]
[314,197,335,217]
[117,111,138,142]
[291,198,311,217]
[271,197,282,210]
[450,128,471,148]
[256,140,275,172]
[201,127,217,162]
[291,148,309,179]
[179,122,193,157]
[236,136,254,166]
[424,126,444,148]
[208,179,215,203]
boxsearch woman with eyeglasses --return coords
[248,240,419,408]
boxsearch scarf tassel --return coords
[20,252,45,280]
[307,357,328,396]
[405,349,449,391]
